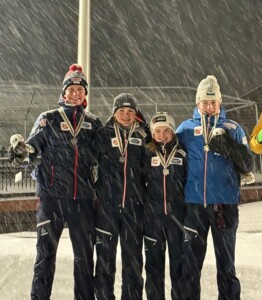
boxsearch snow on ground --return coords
[0,201,261,300]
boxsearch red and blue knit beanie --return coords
[62,64,88,96]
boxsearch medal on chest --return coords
[114,122,136,163]
[59,107,85,147]
[156,141,178,177]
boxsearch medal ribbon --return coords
[155,140,178,173]
[59,107,85,139]
[156,141,178,215]
[58,107,85,200]
[113,121,136,208]
[201,114,218,147]
[200,114,218,207]
[114,121,136,158]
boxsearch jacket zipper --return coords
[73,108,78,200]
[203,117,210,207]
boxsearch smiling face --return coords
[64,85,86,106]
[114,107,137,127]
[197,100,221,116]
[153,126,173,143]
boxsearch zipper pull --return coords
[161,143,166,154]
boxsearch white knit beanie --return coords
[150,112,175,134]
[196,75,222,104]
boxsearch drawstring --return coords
[122,131,128,208]
[73,108,78,200]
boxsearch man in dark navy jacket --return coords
[93,93,149,300]
[9,64,102,300]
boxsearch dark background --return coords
[0,0,261,97]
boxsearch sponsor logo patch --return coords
[151,156,160,166]
[40,227,48,236]
[129,138,142,146]
[242,136,248,145]
[60,122,69,131]
[111,137,119,147]
[224,122,237,130]
[82,122,92,129]
[71,78,83,84]
[194,126,202,136]
[171,157,183,165]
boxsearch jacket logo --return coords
[194,126,202,136]
[40,227,48,236]
[129,138,142,146]
[60,122,69,131]
[171,157,183,165]
[242,136,247,145]
[82,122,92,129]
[111,137,119,147]
[151,156,160,166]
[224,122,237,130]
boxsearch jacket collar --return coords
[193,106,226,125]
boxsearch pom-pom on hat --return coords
[62,64,88,96]
[150,112,176,134]
[196,75,222,104]
[112,93,138,114]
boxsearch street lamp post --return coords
[78,0,91,111]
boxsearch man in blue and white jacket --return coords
[176,75,254,300]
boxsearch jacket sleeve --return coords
[249,113,262,154]
[209,129,254,174]
[26,112,50,153]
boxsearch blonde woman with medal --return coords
[93,93,149,300]
[176,75,254,300]
[143,112,187,300]
[8,64,102,300]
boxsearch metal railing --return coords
[0,157,36,197]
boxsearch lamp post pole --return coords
[78,0,91,111]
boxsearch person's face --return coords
[114,107,136,127]
[64,85,86,106]
[197,100,220,116]
[153,126,173,143]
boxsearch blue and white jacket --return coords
[176,107,253,206]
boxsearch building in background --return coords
[0,0,261,149]
[0,0,262,230]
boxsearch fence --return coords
[0,157,36,197]
[0,84,261,197]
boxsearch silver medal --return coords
[119,156,126,163]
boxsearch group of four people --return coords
[9,64,255,300]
